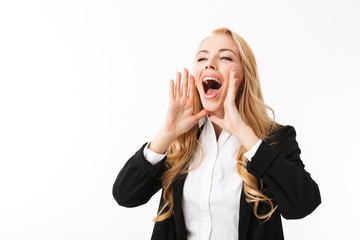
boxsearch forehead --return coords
[197,34,239,55]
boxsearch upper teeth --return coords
[203,77,221,84]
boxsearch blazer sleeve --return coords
[246,125,321,219]
[112,142,166,207]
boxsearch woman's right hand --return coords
[148,68,209,154]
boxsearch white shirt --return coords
[144,116,262,240]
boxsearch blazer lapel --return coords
[173,175,187,240]
[239,187,251,240]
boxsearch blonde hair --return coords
[153,27,280,222]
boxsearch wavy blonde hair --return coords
[153,27,280,222]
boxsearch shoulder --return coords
[266,123,296,139]
[265,124,298,151]
[276,124,296,138]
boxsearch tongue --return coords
[207,89,219,95]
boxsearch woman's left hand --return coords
[209,68,260,151]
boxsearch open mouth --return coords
[202,77,222,95]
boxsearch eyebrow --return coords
[196,48,237,56]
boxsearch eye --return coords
[221,57,232,61]
[197,58,207,62]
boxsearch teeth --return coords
[202,77,221,84]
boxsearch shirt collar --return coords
[199,116,232,143]
[199,116,206,128]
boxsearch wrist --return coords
[149,127,177,154]
[159,124,178,140]
[234,126,260,151]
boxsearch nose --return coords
[205,64,215,70]
[205,58,217,70]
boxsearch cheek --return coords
[223,83,230,96]
[195,82,201,92]
[236,66,244,79]
[193,72,202,89]
[195,79,202,93]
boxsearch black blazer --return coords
[113,125,321,240]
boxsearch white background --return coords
[0,0,359,239]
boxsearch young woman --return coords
[112,27,321,240]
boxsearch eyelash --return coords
[197,57,233,62]
[221,57,232,61]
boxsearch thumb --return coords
[209,115,224,128]
[194,109,210,122]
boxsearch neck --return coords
[209,108,224,119]
[209,110,224,141]
[213,123,222,141]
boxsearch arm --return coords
[112,143,166,207]
[246,125,321,219]
[113,69,208,208]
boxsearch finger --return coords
[209,115,224,128]
[227,68,238,103]
[182,68,189,97]
[175,72,181,98]
[194,109,209,122]
[189,75,195,101]
[169,79,174,101]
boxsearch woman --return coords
[112,27,321,240]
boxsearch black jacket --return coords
[113,125,321,240]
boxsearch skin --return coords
[149,34,260,154]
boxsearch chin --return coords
[200,100,222,114]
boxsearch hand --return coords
[163,68,209,137]
[149,68,209,154]
[209,68,260,151]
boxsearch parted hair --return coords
[153,27,280,222]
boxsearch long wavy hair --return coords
[153,27,280,222]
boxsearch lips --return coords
[201,73,223,99]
